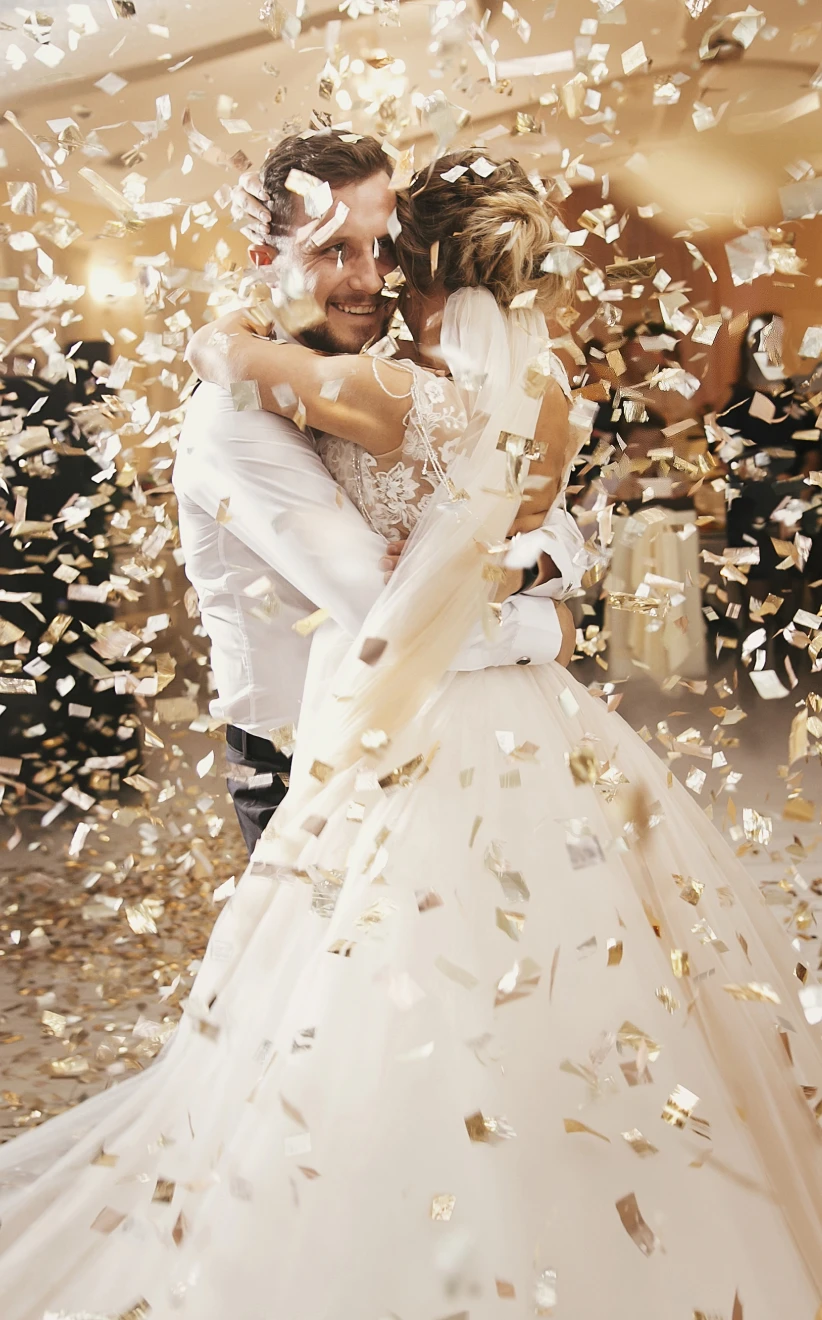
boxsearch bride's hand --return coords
[380,539,405,582]
[186,309,274,385]
[231,168,277,252]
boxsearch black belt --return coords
[226,724,291,764]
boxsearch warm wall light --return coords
[88,263,136,302]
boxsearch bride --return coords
[1,151,822,1320]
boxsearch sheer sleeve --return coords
[397,363,469,483]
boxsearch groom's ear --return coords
[249,244,275,267]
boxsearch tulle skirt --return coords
[2,661,822,1319]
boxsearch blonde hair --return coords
[394,152,566,310]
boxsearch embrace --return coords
[0,130,821,1320]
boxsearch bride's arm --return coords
[186,309,413,456]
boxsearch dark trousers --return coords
[225,725,292,856]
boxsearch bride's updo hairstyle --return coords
[393,151,565,311]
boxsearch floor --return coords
[0,656,819,1140]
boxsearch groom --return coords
[175,130,582,855]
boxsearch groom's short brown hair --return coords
[262,130,391,241]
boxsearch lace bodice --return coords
[317,361,467,541]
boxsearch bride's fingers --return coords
[240,169,268,203]
[380,541,405,579]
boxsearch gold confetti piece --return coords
[431,1192,456,1221]
[171,1210,188,1248]
[280,1094,309,1129]
[327,938,354,957]
[298,1165,321,1179]
[152,1178,175,1204]
[671,949,690,978]
[91,1206,127,1234]
[41,1010,66,1036]
[783,798,815,823]
[662,1084,700,1128]
[376,753,426,791]
[617,1021,662,1061]
[495,957,541,1006]
[558,688,580,719]
[416,890,443,913]
[549,945,561,1002]
[677,877,704,906]
[0,617,25,645]
[388,146,415,191]
[512,740,539,762]
[51,1055,89,1076]
[615,1191,660,1256]
[0,677,37,695]
[125,901,161,935]
[359,636,388,665]
[117,1301,151,1320]
[465,1110,517,1143]
[230,380,261,412]
[568,744,597,786]
[355,900,394,930]
[621,1129,659,1157]
[469,815,482,847]
[496,1279,516,1299]
[656,986,680,1014]
[722,982,780,1005]
[496,908,525,941]
[435,956,479,990]
[534,1269,558,1314]
[292,608,329,637]
[90,1148,119,1168]
[360,728,389,752]
[621,1060,652,1088]
[565,825,604,870]
[309,759,333,784]
[606,256,657,283]
[748,669,789,700]
[606,938,623,966]
[270,723,296,756]
[563,1118,610,1142]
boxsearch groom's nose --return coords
[347,244,384,295]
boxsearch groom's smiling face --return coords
[290,171,396,355]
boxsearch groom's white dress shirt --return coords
[174,382,586,740]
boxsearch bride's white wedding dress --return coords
[2,290,822,1320]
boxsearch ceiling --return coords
[1,0,820,230]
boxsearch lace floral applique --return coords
[317,363,468,540]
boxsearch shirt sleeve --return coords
[177,385,568,668]
[455,594,563,669]
[175,385,386,639]
[505,502,601,601]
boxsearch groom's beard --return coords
[299,304,393,356]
